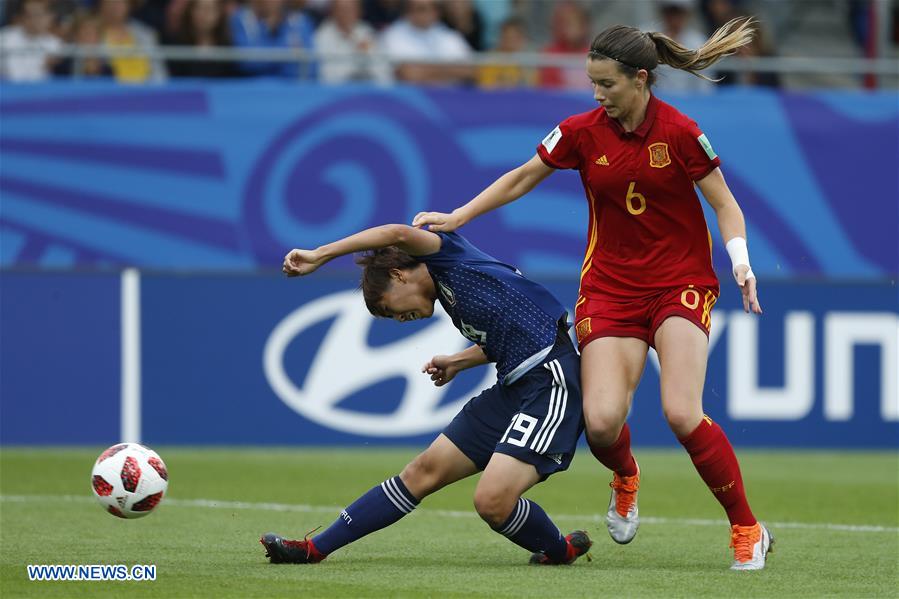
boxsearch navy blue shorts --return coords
[442,332,583,479]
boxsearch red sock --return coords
[679,416,756,526]
[588,422,638,477]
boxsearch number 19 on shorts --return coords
[501,414,539,447]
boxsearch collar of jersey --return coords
[602,93,659,140]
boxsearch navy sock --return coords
[495,498,567,562]
[312,476,419,555]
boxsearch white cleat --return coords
[730,522,774,571]
[604,464,640,544]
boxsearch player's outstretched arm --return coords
[697,168,763,315]
[421,345,490,387]
[283,224,442,277]
[412,154,555,232]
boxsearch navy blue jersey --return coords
[416,232,568,385]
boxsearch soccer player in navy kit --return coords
[261,223,591,566]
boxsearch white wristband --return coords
[725,237,752,277]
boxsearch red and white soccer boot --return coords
[529,530,593,565]
[260,532,326,564]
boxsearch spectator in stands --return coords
[537,1,590,89]
[472,0,512,50]
[364,0,403,31]
[442,0,484,51]
[478,17,535,89]
[167,0,236,78]
[131,0,171,37]
[229,0,316,78]
[314,0,390,84]
[53,10,113,77]
[647,0,714,93]
[97,0,167,82]
[700,0,779,87]
[0,0,62,82]
[379,0,473,85]
[302,0,333,27]
[719,17,780,87]
[700,0,744,32]
[164,0,237,39]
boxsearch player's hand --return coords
[282,249,321,277]
[421,355,460,387]
[734,264,762,314]
[411,210,463,232]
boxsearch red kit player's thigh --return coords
[574,293,653,350]
[648,284,719,345]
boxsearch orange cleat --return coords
[730,522,774,571]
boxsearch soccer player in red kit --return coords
[413,17,773,570]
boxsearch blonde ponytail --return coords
[648,17,756,81]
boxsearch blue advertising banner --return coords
[1,82,896,278]
[0,271,120,444]
[1,271,896,447]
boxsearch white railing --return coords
[4,44,898,77]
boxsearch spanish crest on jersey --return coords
[648,142,671,168]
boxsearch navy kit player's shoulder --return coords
[416,231,514,271]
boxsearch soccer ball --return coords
[91,443,168,519]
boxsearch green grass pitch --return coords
[1,448,897,598]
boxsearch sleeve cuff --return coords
[692,157,721,182]
[536,145,564,169]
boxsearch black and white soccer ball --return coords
[91,443,168,519]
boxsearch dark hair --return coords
[14,0,51,16]
[176,0,232,46]
[588,16,755,84]
[355,247,419,317]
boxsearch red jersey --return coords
[536,95,721,299]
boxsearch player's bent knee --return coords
[472,487,516,528]
[399,452,444,497]
[663,406,702,438]
[584,412,625,447]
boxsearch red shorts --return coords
[574,285,719,350]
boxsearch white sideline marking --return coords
[2,494,897,534]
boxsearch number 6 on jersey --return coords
[626,181,647,215]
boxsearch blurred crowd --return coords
[0,0,890,89]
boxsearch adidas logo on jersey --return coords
[595,155,609,166]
